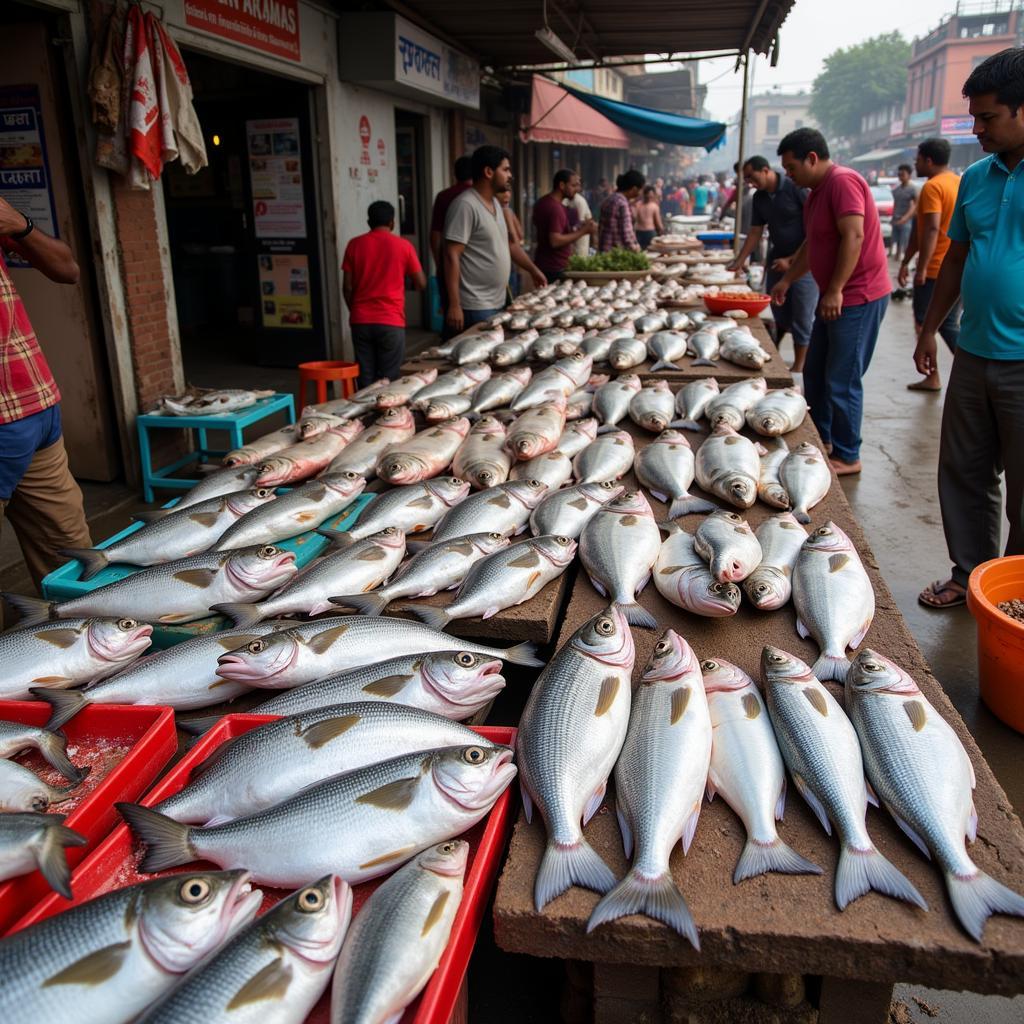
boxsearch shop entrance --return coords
[163,52,327,374]
[395,110,428,328]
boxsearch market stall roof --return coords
[520,76,631,147]
[849,146,909,163]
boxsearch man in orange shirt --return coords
[899,138,961,391]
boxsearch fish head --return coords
[217,629,301,683]
[585,480,626,505]
[725,474,758,509]
[762,483,791,508]
[794,441,822,459]
[254,457,293,488]
[418,839,470,879]
[700,657,755,695]
[572,606,635,669]
[760,646,816,687]
[87,616,154,663]
[377,453,430,486]
[641,629,699,684]
[509,365,533,384]
[332,419,366,443]
[225,487,278,519]
[804,521,853,554]
[656,429,690,448]
[270,875,352,966]
[423,650,507,707]
[468,532,514,557]
[431,744,516,812]
[532,534,578,567]
[426,476,473,507]
[505,479,549,509]
[695,580,743,616]
[606,488,652,518]
[226,545,298,592]
[849,649,921,697]
[744,568,789,610]
[641,413,670,432]
[755,413,784,435]
[554,340,580,358]
[709,405,744,432]
[426,402,456,423]
[321,471,368,502]
[367,526,407,551]
[491,347,514,366]
[573,418,599,442]
[473,416,508,437]
[300,413,347,439]
[377,406,416,431]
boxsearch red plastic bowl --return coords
[704,292,772,316]
[0,701,177,933]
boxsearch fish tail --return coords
[178,714,222,736]
[587,867,700,949]
[835,844,928,912]
[617,602,658,630]
[669,419,702,432]
[946,869,1024,942]
[595,423,619,435]
[793,508,811,525]
[503,641,544,668]
[649,360,680,373]
[733,836,822,884]
[535,837,617,911]
[58,547,109,582]
[36,820,88,899]
[669,495,717,518]
[811,653,851,683]
[31,688,90,732]
[52,771,90,801]
[410,605,451,631]
[2,592,56,628]
[38,728,86,783]
[330,592,388,617]
[116,803,197,872]
[314,526,355,548]
[211,602,267,628]
[690,358,718,367]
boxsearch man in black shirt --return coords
[728,155,819,373]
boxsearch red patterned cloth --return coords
[598,191,638,252]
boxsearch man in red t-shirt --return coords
[342,201,427,388]
[532,170,595,281]
[770,128,890,476]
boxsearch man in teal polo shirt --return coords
[915,48,1024,609]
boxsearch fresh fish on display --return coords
[529,481,624,539]
[330,842,466,1024]
[140,876,351,1024]
[214,615,543,690]
[326,478,470,542]
[256,421,365,487]
[747,388,809,436]
[579,490,660,628]
[449,328,505,366]
[848,650,1024,941]
[0,721,85,781]
[410,365,489,406]
[592,375,642,433]
[510,450,574,490]
[161,389,275,416]
[758,437,791,509]
[376,418,471,485]
[701,659,821,883]
[469,366,533,415]
[780,442,831,523]
[423,394,474,423]
[345,378,395,404]
[373,369,439,409]
[5,547,297,628]
[430,480,548,542]
[508,312,531,331]
[566,389,593,421]
[556,417,598,458]
[216,528,407,626]
[588,630,708,945]
[490,341,529,367]
[672,378,720,431]
[223,423,302,467]
[666,311,693,330]
[506,399,567,461]
[720,327,771,369]
[646,330,689,372]
[118,744,516,888]
[452,418,512,490]
[517,607,635,909]
[634,430,716,518]
[792,522,875,682]
[573,429,635,484]
[214,473,366,551]
[608,336,647,370]
[0,870,262,1024]
[705,377,768,431]
[693,510,763,583]
[299,412,355,441]
[743,513,807,610]
[553,338,581,358]
[413,534,576,629]
[628,380,675,433]
[695,422,761,509]
[309,397,375,421]
[761,646,927,912]
[528,310,556,330]
[653,523,741,617]
[635,311,669,334]
[686,328,720,367]
[489,311,513,327]
[173,465,261,511]
[0,812,85,897]
[325,407,417,478]
[0,617,153,701]
[528,332,559,362]
[0,760,85,812]
[579,333,613,363]
[511,353,593,411]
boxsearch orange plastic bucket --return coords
[967,555,1024,733]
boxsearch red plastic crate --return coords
[0,700,177,934]
[10,714,517,1024]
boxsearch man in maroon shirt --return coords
[429,155,473,271]
[532,170,595,281]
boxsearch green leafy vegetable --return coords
[567,248,651,272]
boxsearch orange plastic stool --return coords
[297,360,360,413]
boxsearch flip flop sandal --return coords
[907,380,942,392]
[918,579,966,608]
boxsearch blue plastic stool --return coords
[135,393,296,502]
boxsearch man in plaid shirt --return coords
[598,170,645,252]
[1,195,91,595]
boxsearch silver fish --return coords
[555,418,598,459]
[0,870,261,1024]
[376,418,471,486]
[646,330,689,373]
[326,408,417,479]
[720,327,770,369]
[701,659,821,883]
[686,327,720,367]
[490,341,529,367]
[592,375,642,433]
[469,366,533,414]
[0,760,84,813]
[529,332,558,361]
[580,333,614,362]
[174,465,261,511]
[0,813,86,898]
[163,389,274,416]
[0,721,83,781]
[330,842,467,1024]
[608,336,647,371]
[517,607,635,909]
[342,478,470,542]
[223,424,302,466]
[119,744,516,888]
[510,450,573,490]
[634,429,716,518]
[450,329,505,366]
[747,388,808,436]
[654,523,741,617]
[423,394,474,423]
[506,399,567,461]
[529,481,624,539]
[566,389,594,421]
[761,646,926,912]
[780,442,831,523]
[452,418,512,490]
[431,480,548,542]
[743,513,807,610]
[705,377,768,431]
[758,437,791,509]
[511,353,593,411]
[409,366,488,406]
[672,378,720,431]
[572,429,635,484]
[628,380,675,433]
[849,650,1024,941]
[579,489,660,628]
[299,411,354,441]
[374,369,440,409]
[694,422,760,509]
[636,312,668,334]
[256,422,365,487]
[588,630,707,946]
[140,876,351,1024]
[693,509,763,583]
[310,397,376,421]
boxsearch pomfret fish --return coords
[792,522,875,682]
[510,450,573,490]
[452,418,512,490]
[646,330,689,373]
[672,378,719,431]
[376,418,471,485]
[743,513,806,610]
[719,327,770,369]
[0,871,261,1024]
[579,333,614,362]
[423,394,474,423]
[628,380,675,433]
[634,429,716,518]
[573,429,635,484]
[163,389,274,416]
[409,366,488,405]
[330,478,470,541]
[256,421,365,487]
[516,607,635,909]
[636,311,668,334]
[469,366,533,414]
[298,411,353,441]
[450,329,505,366]
[758,437,791,508]
[780,442,831,523]
[506,399,567,461]
[608,336,647,371]
[0,760,84,813]
[119,744,516,888]
[530,481,623,539]
[701,659,821,883]
[556,417,598,458]
[695,422,761,509]
[0,720,84,781]
[0,813,86,898]
[592,375,641,434]
[848,650,1024,941]
[431,480,548,542]
[579,490,660,628]
[588,631,708,946]
[686,327,720,367]
[511,353,593,411]
[693,509,763,583]
[326,408,417,479]
[373,369,439,409]
[490,341,529,367]
[223,423,302,466]
[705,377,768,431]
[761,646,926,912]
[174,465,260,511]
[747,388,808,436]
[654,523,741,617]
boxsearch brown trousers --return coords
[0,435,91,593]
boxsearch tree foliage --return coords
[809,32,911,140]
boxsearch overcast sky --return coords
[692,0,959,122]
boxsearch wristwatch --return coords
[10,214,34,240]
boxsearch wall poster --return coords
[246,117,307,239]
[258,253,311,329]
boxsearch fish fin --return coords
[865,779,880,808]
[34,628,84,650]
[595,423,619,435]
[188,511,221,528]
[116,803,196,872]
[617,602,658,630]
[587,868,699,949]
[649,360,681,373]
[835,844,927,912]
[733,836,822,884]
[534,838,617,911]
[31,688,90,732]
[178,714,222,736]
[173,568,217,588]
[299,713,362,749]
[361,673,414,698]
[615,802,634,860]
[945,869,1024,943]
[507,550,541,569]
[811,654,851,683]
[131,508,175,523]
[670,419,702,432]
[307,623,350,655]
[967,803,978,843]
[520,782,534,824]
[828,553,851,574]
[355,775,420,811]
[422,890,451,937]
[582,780,607,826]
[795,618,810,640]
[646,488,668,503]
[2,592,56,627]
[210,603,266,628]
[315,526,356,548]
[58,548,109,582]
[503,641,543,668]
[792,773,832,836]
[681,803,701,855]
[776,778,787,821]
[227,958,294,1009]
[42,941,132,987]
[37,822,88,899]
[405,540,430,554]
[691,358,718,367]
[332,592,388,616]
[38,729,85,783]
[671,686,692,726]
[850,618,872,649]
[669,495,717,518]
[705,775,717,803]
[410,605,451,631]
[883,803,932,860]
[588,575,608,598]
[803,686,829,717]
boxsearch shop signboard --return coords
[184,0,301,62]
[907,107,936,128]
[246,117,307,239]
[394,16,479,109]
[940,115,975,143]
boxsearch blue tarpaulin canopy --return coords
[560,83,727,152]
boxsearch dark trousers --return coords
[913,277,961,352]
[351,323,406,387]
[939,349,1024,587]
[766,268,818,349]
[804,294,888,464]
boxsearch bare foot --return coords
[907,372,942,392]
[918,578,966,608]
[829,458,861,476]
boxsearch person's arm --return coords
[817,214,864,321]
[728,224,764,270]
[898,227,920,288]
[411,268,427,291]
[0,197,78,284]
[510,241,546,289]
[342,271,354,312]
[444,241,466,331]
[620,201,640,252]
[915,239,967,376]
[769,240,809,305]
[895,196,918,227]
[406,246,427,292]
[654,206,664,234]
[912,211,940,287]
[549,223,592,248]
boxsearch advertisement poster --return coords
[0,84,59,268]
[258,253,312,329]
[246,117,307,239]
[184,0,301,62]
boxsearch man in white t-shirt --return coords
[565,178,594,258]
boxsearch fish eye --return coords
[179,877,211,905]
[596,616,615,635]
[246,639,266,654]
[31,796,47,812]
[489,533,503,541]
[297,886,326,913]
[463,745,486,764]
[383,527,396,535]
[701,660,719,671]
[655,639,671,654]
[255,488,273,498]
[755,583,769,595]
[439,841,457,854]
[601,481,615,489]
[456,652,476,667]
[556,536,571,545]
[815,527,831,537]
[257,545,277,559]
[710,582,723,593]
[529,480,543,488]
[344,471,359,480]
[725,512,741,521]
[768,652,784,663]
[864,661,883,672]
[117,618,138,630]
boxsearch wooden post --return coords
[734,51,751,257]
[818,977,894,1024]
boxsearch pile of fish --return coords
[148,388,276,417]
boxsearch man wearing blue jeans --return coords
[770,129,892,475]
